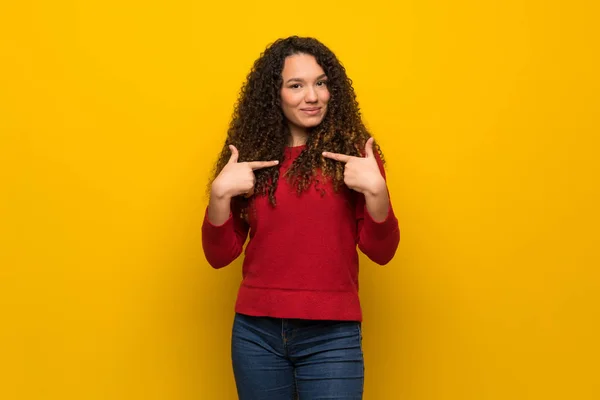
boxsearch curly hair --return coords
[210,36,383,210]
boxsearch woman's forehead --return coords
[282,54,325,78]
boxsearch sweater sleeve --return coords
[356,152,400,265]
[201,205,250,269]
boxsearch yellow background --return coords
[1,1,599,399]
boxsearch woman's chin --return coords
[299,117,325,128]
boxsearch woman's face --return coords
[280,53,330,132]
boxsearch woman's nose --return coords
[305,87,318,103]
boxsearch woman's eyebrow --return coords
[285,74,328,84]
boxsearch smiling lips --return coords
[301,107,322,115]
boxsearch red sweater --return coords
[202,145,400,321]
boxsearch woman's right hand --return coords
[211,145,279,199]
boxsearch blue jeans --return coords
[231,313,365,400]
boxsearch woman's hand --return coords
[211,145,279,199]
[322,137,386,197]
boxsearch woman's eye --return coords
[317,80,328,86]
[290,84,301,89]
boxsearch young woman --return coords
[202,36,400,400]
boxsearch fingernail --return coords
[274,160,279,164]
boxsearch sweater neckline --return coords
[286,144,307,149]
[285,144,307,155]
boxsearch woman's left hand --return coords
[322,137,387,197]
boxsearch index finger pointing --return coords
[322,152,353,163]
[247,160,280,171]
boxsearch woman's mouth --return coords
[301,107,321,116]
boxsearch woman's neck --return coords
[288,125,308,147]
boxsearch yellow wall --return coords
[1,1,598,399]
